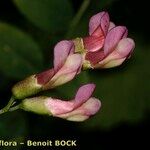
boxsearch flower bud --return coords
[12,41,82,99]
[20,84,101,122]
[43,54,82,89]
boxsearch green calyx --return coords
[21,97,50,115]
[12,75,42,99]
[73,37,85,54]
[82,59,93,70]
[73,37,93,70]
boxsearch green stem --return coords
[0,109,4,115]
[0,105,20,115]
[9,105,20,112]
[66,0,90,38]
[0,96,15,114]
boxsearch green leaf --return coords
[0,23,43,79]
[13,0,73,33]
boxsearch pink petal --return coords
[89,12,105,35]
[45,83,96,116]
[114,38,135,58]
[74,83,96,108]
[89,12,109,36]
[94,38,135,68]
[108,22,115,31]
[47,54,82,88]
[45,98,74,115]
[54,40,74,72]
[83,35,105,52]
[65,115,89,121]
[36,68,55,85]
[57,98,101,122]
[104,26,128,56]
[79,97,101,116]
[85,50,105,65]
[99,12,110,36]
[95,58,126,68]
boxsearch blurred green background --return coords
[0,0,149,149]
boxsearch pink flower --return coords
[21,84,101,122]
[12,41,82,99]
[85,26,135,68]
[73,11,135,69]
[83,12,110,52]
[37,40,82,89]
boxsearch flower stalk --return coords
[0,96,18,115]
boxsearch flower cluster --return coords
[11,11,135,122]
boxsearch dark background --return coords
[0,0,149,149]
